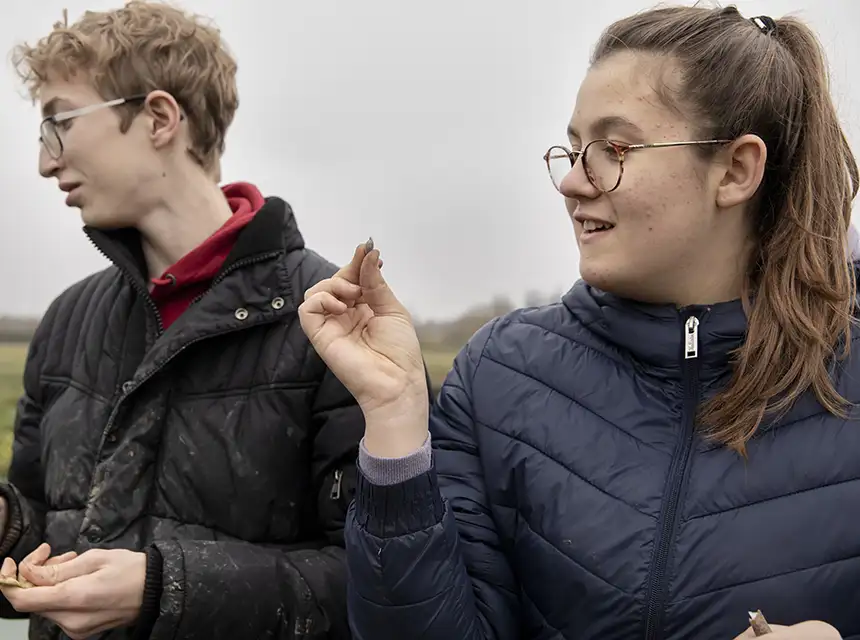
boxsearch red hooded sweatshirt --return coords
[149,181,267,329]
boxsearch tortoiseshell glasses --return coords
[543,138,732,193]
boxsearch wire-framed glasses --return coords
[39,94,149,160]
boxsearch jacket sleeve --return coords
[147,367,363,640]
[345,320,520,640]
[0,311,56,618]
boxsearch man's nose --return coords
[38,143,61,178]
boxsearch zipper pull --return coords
[684,316,699,359]
[330,469,343,500]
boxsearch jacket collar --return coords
[86,197,307,386]
[562,280,747,382]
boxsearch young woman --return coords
[299,5,858,639]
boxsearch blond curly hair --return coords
[11,1,239,171]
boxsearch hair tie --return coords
[750,15,777,35]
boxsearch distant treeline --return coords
[0,317,39,343]
[0,289,564,352]
[415,291,563,352]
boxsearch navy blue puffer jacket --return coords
[345,279,860,640]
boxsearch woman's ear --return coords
[714,134,767,209]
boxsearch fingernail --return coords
[364,237,374,252]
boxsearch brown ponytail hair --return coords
[593,6,859,453]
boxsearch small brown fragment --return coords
[0,575,34,589]
[749,610,772,636]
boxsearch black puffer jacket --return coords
[0,198,363,639]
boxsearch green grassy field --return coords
[0,343,26,478]
[0,341,456,480]
[423,349,458,390]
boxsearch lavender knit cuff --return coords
[358,433,432,486]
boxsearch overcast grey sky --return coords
[0,0,858,322]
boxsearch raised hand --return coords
[299,239,429,456]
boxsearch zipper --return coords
[84,232,165,337]
[684,316,699,359]
[330,469,343,500]
[643,313,701,640]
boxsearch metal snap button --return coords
[271,297,285,309]
[235,307,249,320]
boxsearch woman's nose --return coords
[559,155,598,200]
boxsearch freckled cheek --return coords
[612,192,654,234]
[618,179,671,235]
[642,207,658,233]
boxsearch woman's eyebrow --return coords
[567,115,644,141]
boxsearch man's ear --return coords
[143,90,183,150]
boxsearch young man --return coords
[0,2,362,638]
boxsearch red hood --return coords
[149,181,267,328]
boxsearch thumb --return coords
[358,248,408,318]
[21,551,98,587]
[333,239,373,285]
